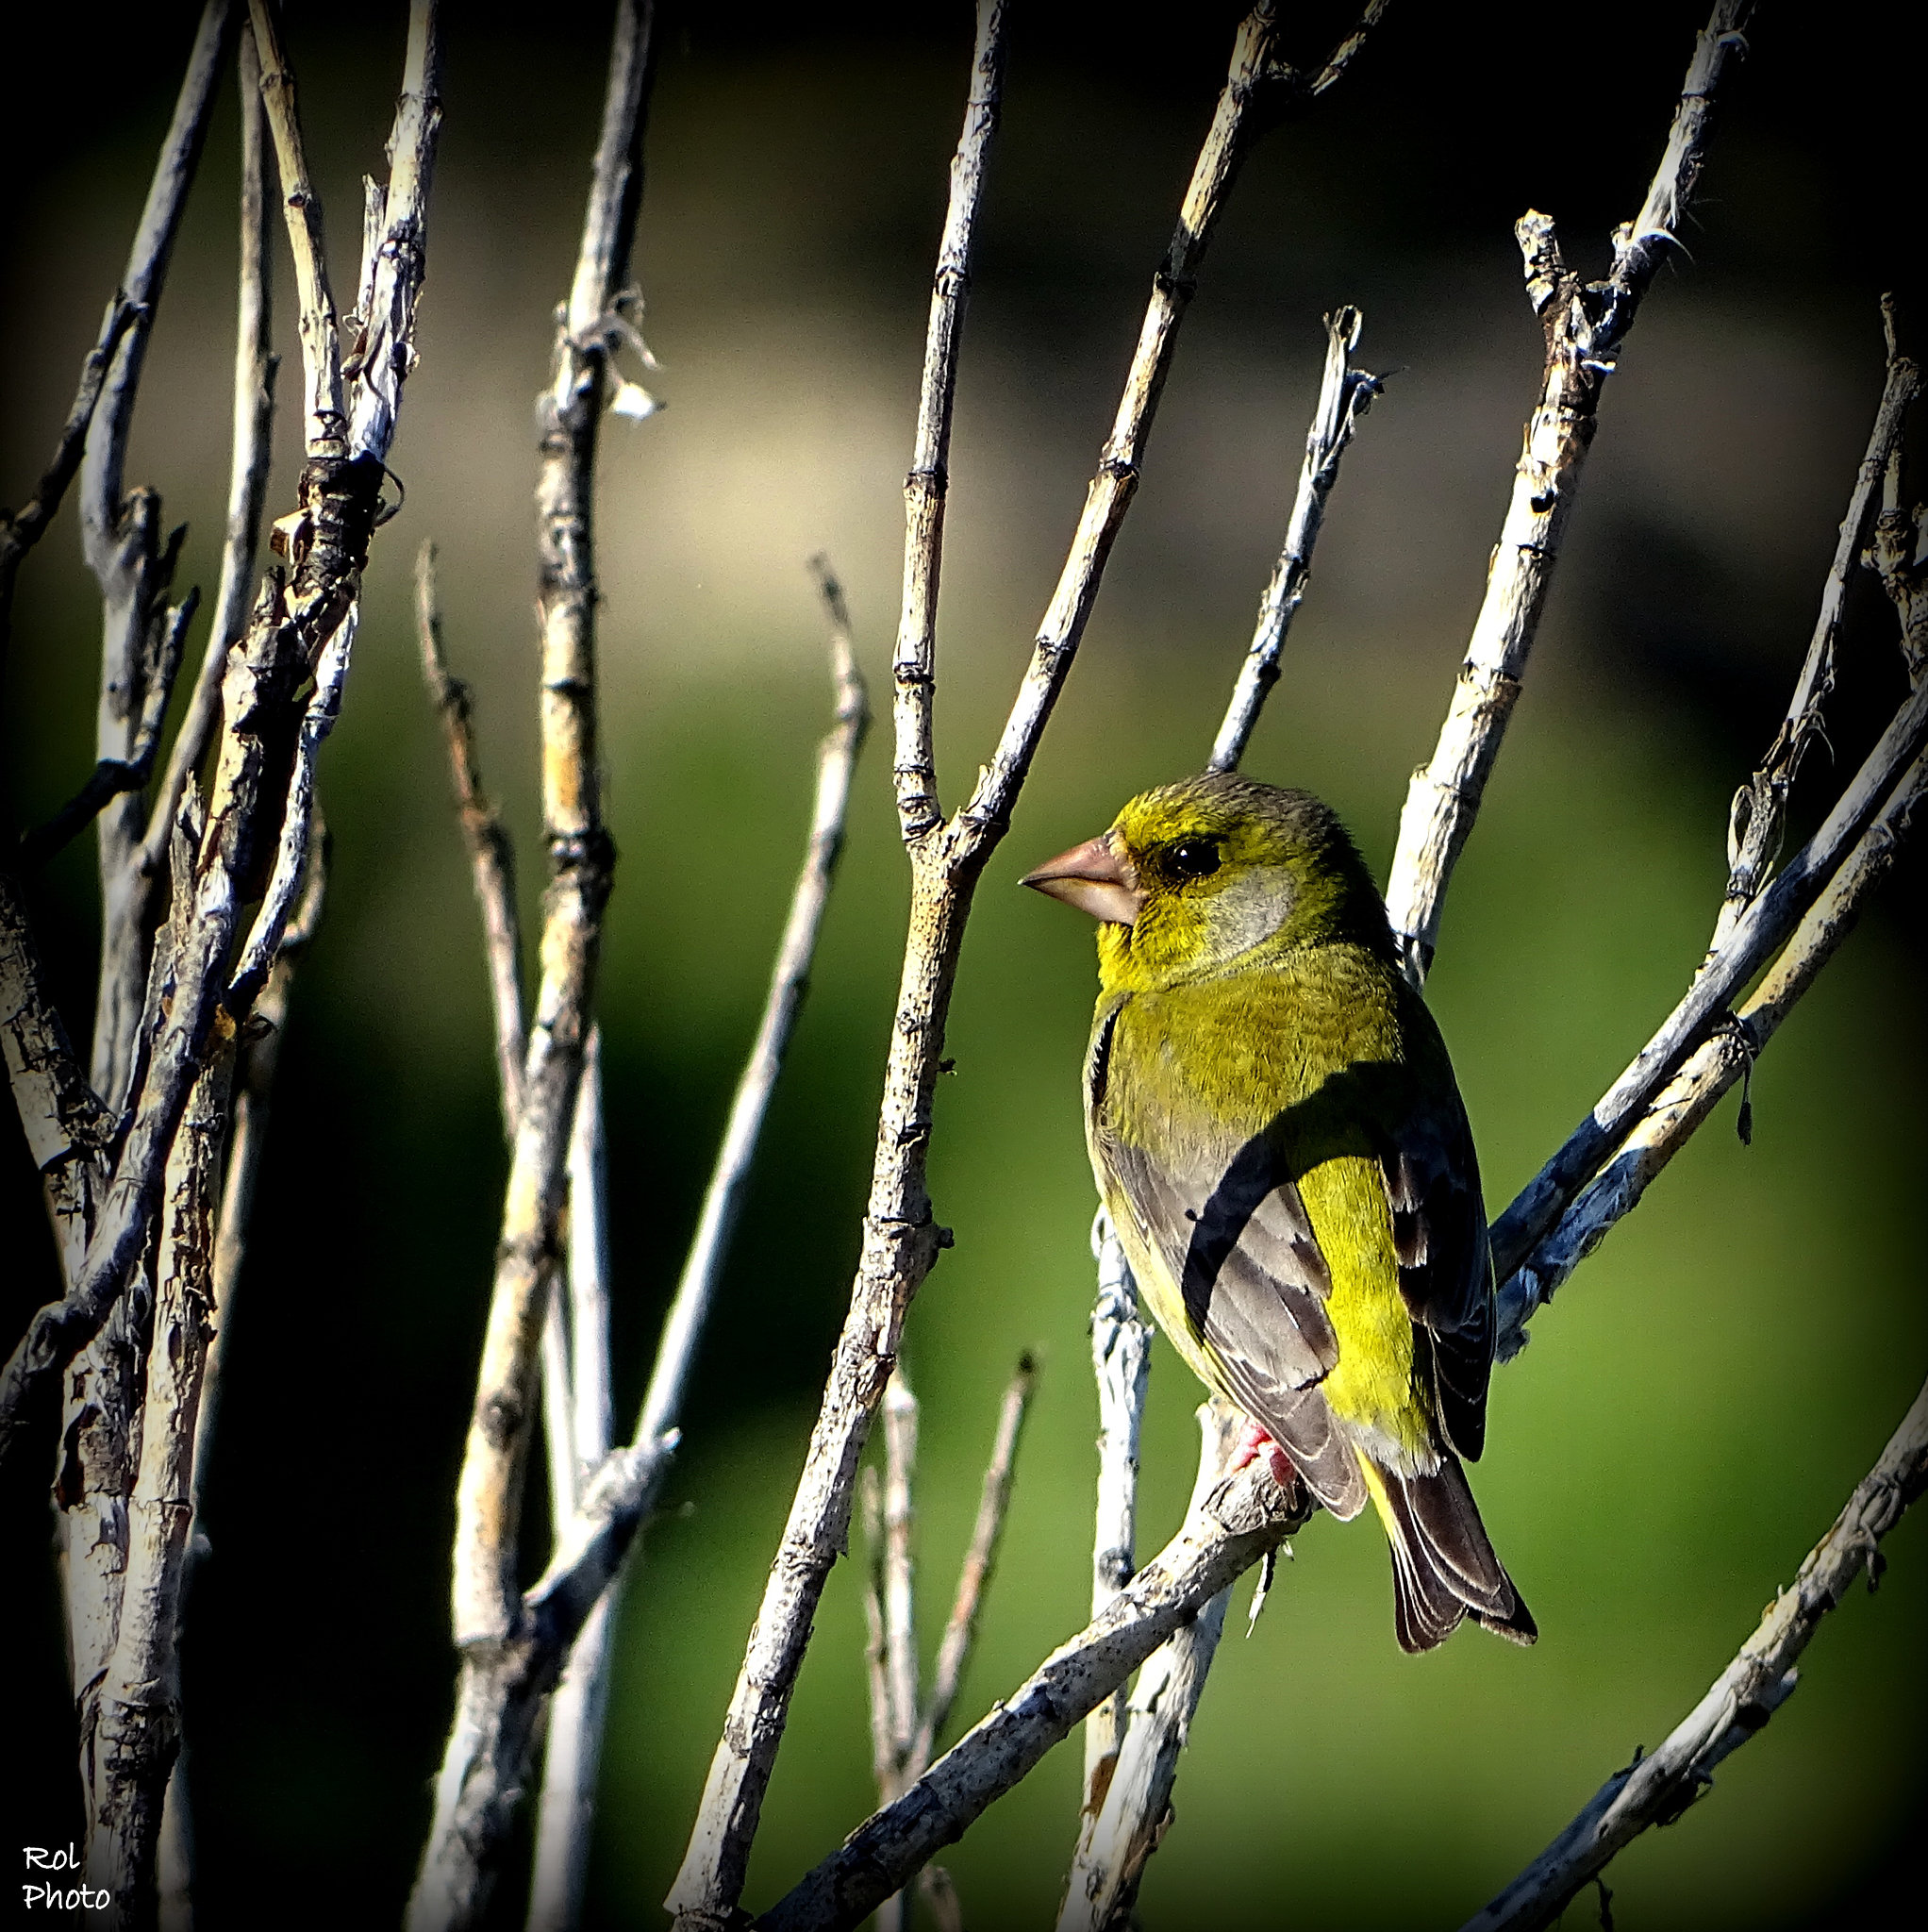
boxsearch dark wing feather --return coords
[1102,1127,1367,1522]
[1382,1108,1493,1462]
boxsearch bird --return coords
[1022,771,1534,1653]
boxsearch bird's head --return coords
[1021,773,1390,991]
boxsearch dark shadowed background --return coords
[3,3,1924,1927]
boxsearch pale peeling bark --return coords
[1465,1377,1928,1932]
[1059,1405,1241,1932]
[1384,0,1755,985]
[88,995,232,1931]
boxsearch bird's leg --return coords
[1228,1416,1296,1489]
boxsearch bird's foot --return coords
[1228,1419,1295,1489]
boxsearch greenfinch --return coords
[1023,773,1533,1653]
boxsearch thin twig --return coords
[416,540,526,1139]
[0,874,114,1287]
[1463,1374,1928,1932]
[1489,668,1928,1281]
[80,0,234,1113]
[1207,305,1381,773]
[758,1462,1312,1932]
[140,21,279,884]
[412,554,870,1927]
[873,1367,921,1932]
[248,0,345,457]
[440,0,652,1678]
[1499,744,1928,1355]
[892,0,1008,841]
[911,1354,1038,1776]
[1711,332,1920,947]
[636,561,870,1448]
[19,589,198,869]
[1058,1406,1242,1932]
[0,294,141,673]
[1383,0,1756,985]
[527,1031,617,1932]
[1073,1220,1151,1835]
[883,1370,922,1776]
[668,16,1311,1920]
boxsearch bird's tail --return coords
[1358,1449,1536,1655]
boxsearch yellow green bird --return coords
[1023,773,1534,1653]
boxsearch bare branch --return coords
[347,1,442,460]
[1074,1220,1151,1828]
[758,1463,1312,1932]
[912,1354,1037,1774]
[0,294,141,669]
[1464,1374,1928,1932]
[955,6,1290,850]
[416,540,526,1139]
[1384,0,1755,985]
[141,25,279,883]
[1500,743,1928,1354]
[19,589,198,869]
[527,1032,618,1932]
[1059,1406,1242,1932]
[636,564,870,1448]
[667,17,1322,1917]
[87,864,234,1915]
[444,0,654,1663]
[80,0,235,1112]
[1713,333,1920,947]
[860,1466,898,1802]
[0,873,114,1286]
[1489,667,1928,1281]
[882,1370,922,1775]
[248,0,345,458]
[1207,305,1381,773]
[1304,0,1390,97]
[892,0,1008,841]
[0,3,442,1474]
[224,601,358,1015]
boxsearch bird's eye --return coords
[1166,839,1221,881]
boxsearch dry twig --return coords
[1208,306,1381,773]
[415,540,526,1138]
[1463,1375,1928,1932]
[1383,0,1756,984]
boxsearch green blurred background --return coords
[3,4,1923,1927]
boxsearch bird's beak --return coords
[1020,832,1143,925]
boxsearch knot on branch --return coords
[547,826,617,910]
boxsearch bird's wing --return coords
[1093,1022,1366,1520]
[1379,1067,1494,1462]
